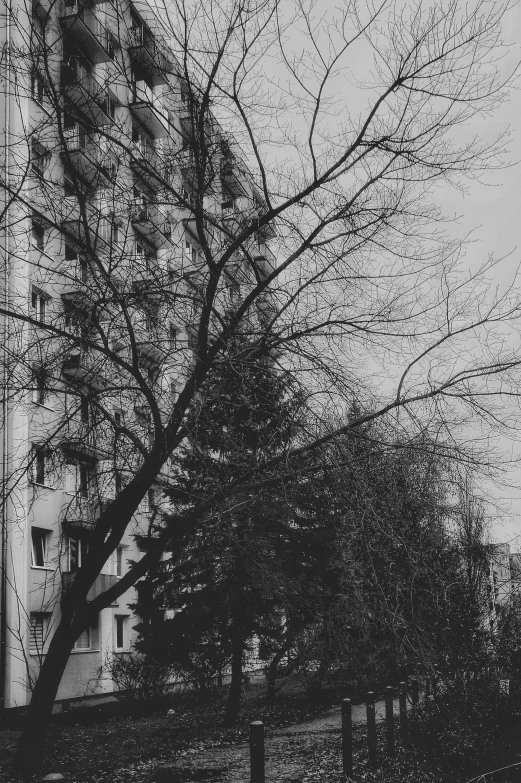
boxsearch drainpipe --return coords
[1,0,12,710]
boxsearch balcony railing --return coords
[130,198,173,248]
[253,241,277,275]
[62,351,107,390]
[60,4,115,64]
[62,125,115,184]
[61,60,116,126]
[221,157,246,196]
[130,138,163,190]
[128,25,173,86]
[62,572,118,601]
[129,82,169,138]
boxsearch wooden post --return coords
[366,691,377,767]
[411,678,419,715]
[342,698,353,778]
[385,685,395,757]
[250,721,265,783]
[399,681,407,739]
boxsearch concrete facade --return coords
[0,0,273,708]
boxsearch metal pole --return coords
[385,685,395,757]
[342,698,353,778]
[366,691,377,767]
[250,720,265,783]
[399,681,407,739]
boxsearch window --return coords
[31,220,45,251]
[31,288,46,322]
[31,527,50,568]
[115,546,123,577]
[64,178,76,197]
[32,366,48,405]
[63,461,91,497]
[32,10,45,42]
[30,613,50,654]
[31,73,47,106]
[31,138,48,178]
[74,627,91,650]
[67,536,89,573]
[169,326,178,351]
[114,615,127,650]
[80,395,90,424]
[32,446,47,485]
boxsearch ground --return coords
[1,679,521,782]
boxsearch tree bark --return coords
[222,635,244,726]
[13,615,78,775]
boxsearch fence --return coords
[249,678,421,782]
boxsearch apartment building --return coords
[0,0,276,709]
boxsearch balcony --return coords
[221,158,246,197]
[253,241,277,276]
[62,125,115,185]
[222,204,250,236]
[62,572,118,601]
[130,138,163,190]
[61,351,107,389]
[130,198,173,248]
[61,60,116,126]
[129,82,169,138]
[128,25,173,86]
[61,197,114,255]
[60,3,115,64]
[183,214,210,243]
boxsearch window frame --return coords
[31,527,50,568]
[31,365,48,406]
[31,287,47,322]
[32,445,48,486]
[114,614,127,651]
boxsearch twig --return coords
[466,760,521,783]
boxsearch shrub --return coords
[101,652,174,702]
[411,677,512,773]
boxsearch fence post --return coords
[366,691,377,767]
[342,698,353,778]
[385,685,395,757]
[399,681,407,740]
[250,720,265,783]
[411,678,419,715]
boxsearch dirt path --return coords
[153,696,400,783]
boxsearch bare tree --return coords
[0,0,520,770]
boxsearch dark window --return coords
[31,289,46,321]
[115,615,125,649]
[116,546,123,577]
[33,447,46,485]
[31,221,45,251]
[31,528,49,567]
[32,366,47,405]
[78,463,91,497]
[68,537,89,572]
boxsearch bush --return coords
[411,678,512,773]
[101,652,174,702]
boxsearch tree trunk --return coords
[13,615,77,775]
[266,648,286,701]
[222,635,243,726]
